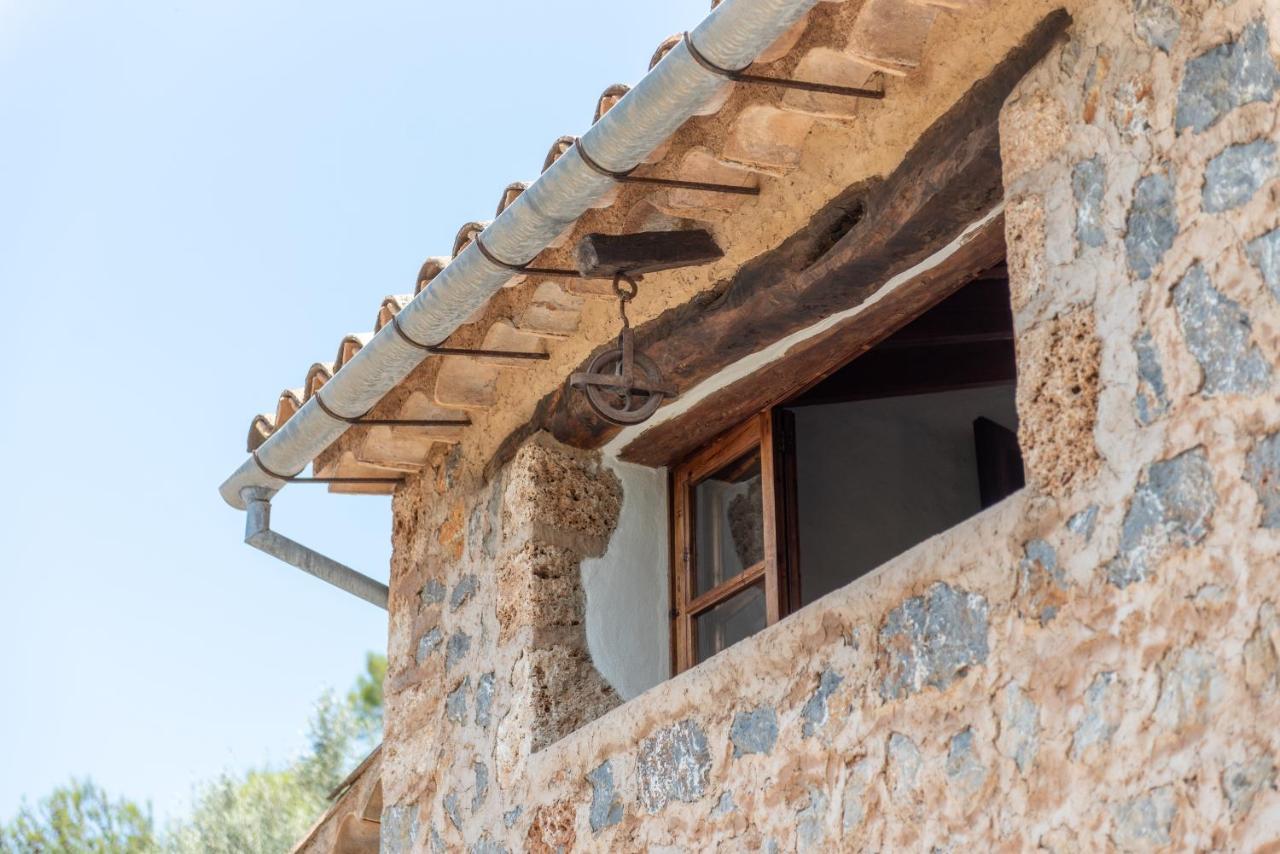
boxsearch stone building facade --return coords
[249,0,1280,849]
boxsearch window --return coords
[669,264,1021,672]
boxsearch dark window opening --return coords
[670,262,1022,672]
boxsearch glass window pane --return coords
[695,585,766,663]
[692,449,764,596]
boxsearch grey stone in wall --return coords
[1133,0,1180,52]
[1072,156,1107,248]
[381,804,418,854]
[636,719,712,813]
[1109,785,1176,850]
[474,671,495,728]
[998,683,1041,774]
[445,630,472,672]
[713,790,736,816]
[801,669,843,737]
[795,785,830,848]
[1243,602,1280,693]
[1174,265,1271,397]
[1223,756,1276,818]
[420,578,446,606]
[450,574,479,610]
[1073,672,1119,759]
[1017,539,1066,625]
[429,823,445,854]
[1154,647,1223,731]
[1124,171,1177,279]
[1107,448,1216,587]
[1134,330,1170,425]
[1202,139,1276,212]
[587,760,624,832]
[1246,227,1280,300]
[416,627,444,664]
[887,733,921,799]
[841,757,877,832]
[879,582,990,700]
[1246,432,1280,527]
[945,728,988,799]
[472,761,489,811]
[1176,20,1279,134]
[1067,504,1100,541]
[502,806,523,828]
[468,836,509,854]
[446,678,470,724]
[729,706,778,757]
[443,793,463,831]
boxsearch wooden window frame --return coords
[669,411,798,674]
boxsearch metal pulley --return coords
[569,273,676,425]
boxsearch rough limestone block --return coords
[1005,194,1047,312]
[636,719,711,813]
[1000,89,1071,185]
[1201,139,1276,213]
[1107,447,1215,588]
[495,544,586,643]
[1175,20,1279,134]
[1245,432,1280,528]
[879,582,990,700]
[524,644,620,751]
[721,105,815,173]
[503,439,622,557]
[1016,310,1102,497]
[780,49,879,118]
[846,0,939,75]
[1173,264,1272,397]
[1124,170,1178,280]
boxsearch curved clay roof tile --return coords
[542,135,576,173]
[452,221,490,258]
[496,182,529,217]
[594,84,630,124]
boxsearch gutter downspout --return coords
[242,487,389,609]
[219,0,822,512]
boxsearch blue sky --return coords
[0,0,701,822]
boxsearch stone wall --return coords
[377,0,1280,849]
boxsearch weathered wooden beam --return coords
[574,229,724,277]
[485,9,1070,477]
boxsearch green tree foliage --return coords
[0,779,155,854]
[2,653,388,854]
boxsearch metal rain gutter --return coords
[219,0,822,512]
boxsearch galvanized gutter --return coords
[219,0,822,512]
